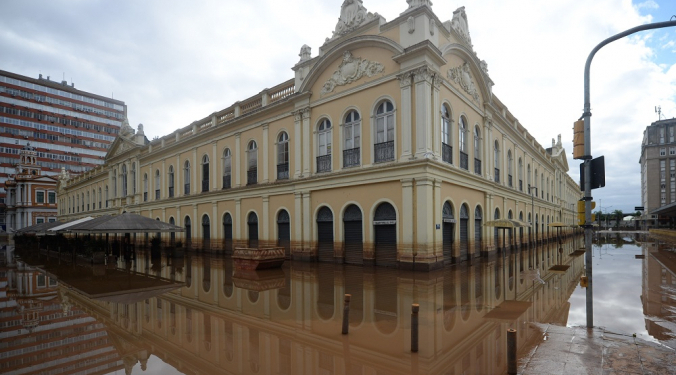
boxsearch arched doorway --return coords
[374,202,397,267]
[442,202,455,265]
[474,206,483,256]
[184,216,192,247]
[459,204,469,262]
[223,213,233,254]
[316,207,334,262]
[202,214,210,251]
[343,204,363,265]
[248,212,258,248]
[277,210,290,258]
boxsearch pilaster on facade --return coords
[397,72,413,161]
[414,66,435,160]
[262,124,270,184]
[235,133,241,187]
[293,111,302,178]
[401,178,414,259]
[301,108,311,177]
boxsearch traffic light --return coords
[577,201,596,225]
[573,120,585,159]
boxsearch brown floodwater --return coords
[2,233,668,375]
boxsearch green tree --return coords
[613,209,624,228]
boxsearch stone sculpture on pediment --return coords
[328,0,378,42]
[321,51,384,96]
[451,6,472,47]
[299,44,311,62]
[448,62,480,103]
[406,0,433,10]
[119,117,134,138]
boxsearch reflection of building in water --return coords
[0,259,146,374]
[642,241,676,342]
[53,240,584,374]
[57,1,581,270]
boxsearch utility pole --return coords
[580,19,676,329]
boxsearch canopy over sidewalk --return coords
[61,212,184,234]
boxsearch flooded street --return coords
[3,234,674,374]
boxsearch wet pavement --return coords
[520,324,676,374]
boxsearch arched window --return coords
[131,163,136,195]
[121,165,128,197]
[317,119,332,172]
[184,216,192,244]
[247,141,258,185]
[507,150,513,188]
[86,191,90,211]
[277,132,289,179]
[494,141,500,183]
[81,193,84,212]
[541,174,545,198]
[527,164,532,192]
[155,169,161,199]
[105,185,109,207]
[168,166,175,197]
[202,155,210,192]
[202,214,211,249]
[343,111,361,167]
[518,158,523,191]
[375,100,394,162]
[184,160,191,194]
[458,116,468,170]
[98,187,102,209]
[112,169,117,198]
[534,169,539,196]
[441,104,452,164]
[474,126,481,174]
[169,217,176,243]
[222,149,232,189]
[143,173,148,202]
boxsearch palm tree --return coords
[613,209,624,228]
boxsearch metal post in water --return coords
[411,304,419,352]
[507,328,517,375]
[342,294,351,334]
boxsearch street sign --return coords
[635,206,644,211]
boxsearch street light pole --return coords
[581,19,676,329]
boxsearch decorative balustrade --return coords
[442,143,452,164]
[459,151,468,170]
[374,141,394,163]
[270,82,295,103]
[240,97,262,115]
[218,110,235,124]
[316,155,331,173]
[343,147,360,168]
[277,163,289,180]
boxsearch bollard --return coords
[507,328,517,375]
[342,294,351,334]
[411,304,419,352]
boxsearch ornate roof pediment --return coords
[448,62,481,104]
[326,0,379,43]
[105,136,139,161]
[321,51,385,96]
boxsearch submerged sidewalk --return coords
[519,324,676,374]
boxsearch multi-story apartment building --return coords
[58,1,581,270]
[640,118,676,226]
[0,69,126,228]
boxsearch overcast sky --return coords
[1,0,675,214]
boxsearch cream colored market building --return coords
[57,1,581,270]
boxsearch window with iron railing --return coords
[519,180,523,191]
[155,189,160,200]
[184,183,190,195]
[508,175,513,188]
[144,192,148,202]
[459,151,468,170]
[343,148,360,168]
[374,141,394,163]
[202,180,209,193]
[442,143,452,164]
[474,158,481,175]
[494,168,500,183]
[247,168,257,185]
[222,175,231,189]
[168,186,174,197]
[316,155,331,173]
[277,163,289,180]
